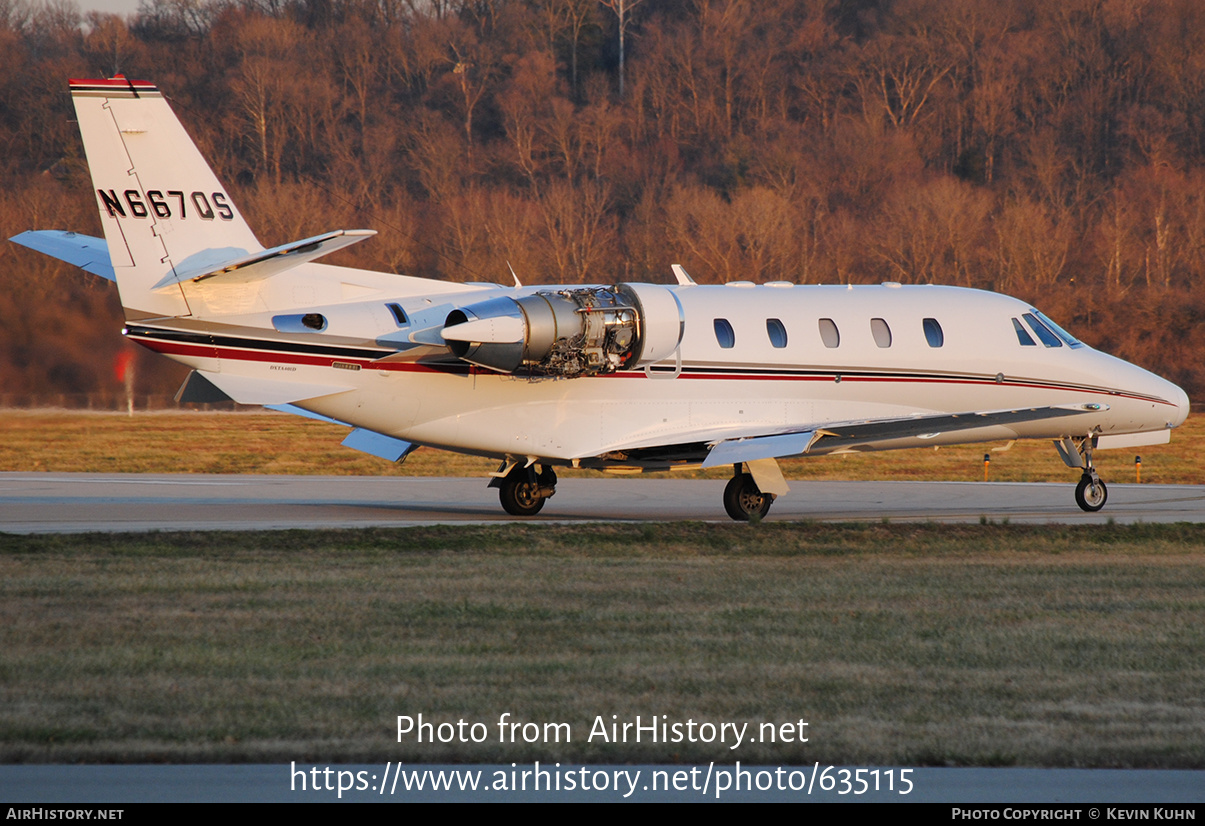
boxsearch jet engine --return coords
[441,284,684,378]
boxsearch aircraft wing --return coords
[696,403,1108,467]
[266,403,417,462]
[10,230,115,281]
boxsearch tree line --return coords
[2,0,1204,399]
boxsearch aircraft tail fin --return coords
[70,76,264,321]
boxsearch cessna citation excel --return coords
[11,77,1191,520]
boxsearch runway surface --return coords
[3,472,1205,532]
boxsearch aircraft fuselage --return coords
[126,280,1187,471]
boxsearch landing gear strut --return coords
[495,464,557,516]
[723,466,775,521]
[1057,436,1108,513]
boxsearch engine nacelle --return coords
[442,284,684,378]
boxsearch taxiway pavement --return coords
[3,473,1204,532]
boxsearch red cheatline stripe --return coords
[136,337,471,375]
[132,335,1174,406]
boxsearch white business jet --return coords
[10,77,1190,520]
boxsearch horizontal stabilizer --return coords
[9,231,115,281]
[157,229,377,289]
[703,403,1108,467]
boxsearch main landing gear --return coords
[1055,435,1108,513]
[723,466,775,521]
[492,463,557,516]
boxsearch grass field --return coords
[0,409,1199,483]
[2,411,1201,767]
[2,523,1204,767]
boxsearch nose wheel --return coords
[1057,436,1109,513]
[1075,472,1107,512]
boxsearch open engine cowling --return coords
[441,284,684,378]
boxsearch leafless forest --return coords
[3,0,1205,401]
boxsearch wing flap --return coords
[702,430,821,468]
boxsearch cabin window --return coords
[871,318,892,348]
[818,318,840,348]
[766,318,788,348]
[1022,312,1063,347]
[923,318,944,347]
[1031,309,1083,348]
[714,318,736,349]
[387,302,408,326]
[1012,318,1036,346]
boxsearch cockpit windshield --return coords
[1028,309,1083,349]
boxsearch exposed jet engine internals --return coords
[441,283,684,378]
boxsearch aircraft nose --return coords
[1168,381,1190,428]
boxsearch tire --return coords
[499,473,546,516]
[723,473,773,521]
[1074,474,1107,512]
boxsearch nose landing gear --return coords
[1055,435,1108,513]
[1075,472,1108,512]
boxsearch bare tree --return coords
[598,0,643,96]
[537,179,616,282]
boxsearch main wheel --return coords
[1074,474,1108,512]
[723,473,773,521]
[499,472,546,516]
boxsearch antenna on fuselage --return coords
[671,264,696,286]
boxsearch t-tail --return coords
[14,76,375,323]
[68,76,264,320]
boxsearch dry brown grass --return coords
[0,409,1198,483]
